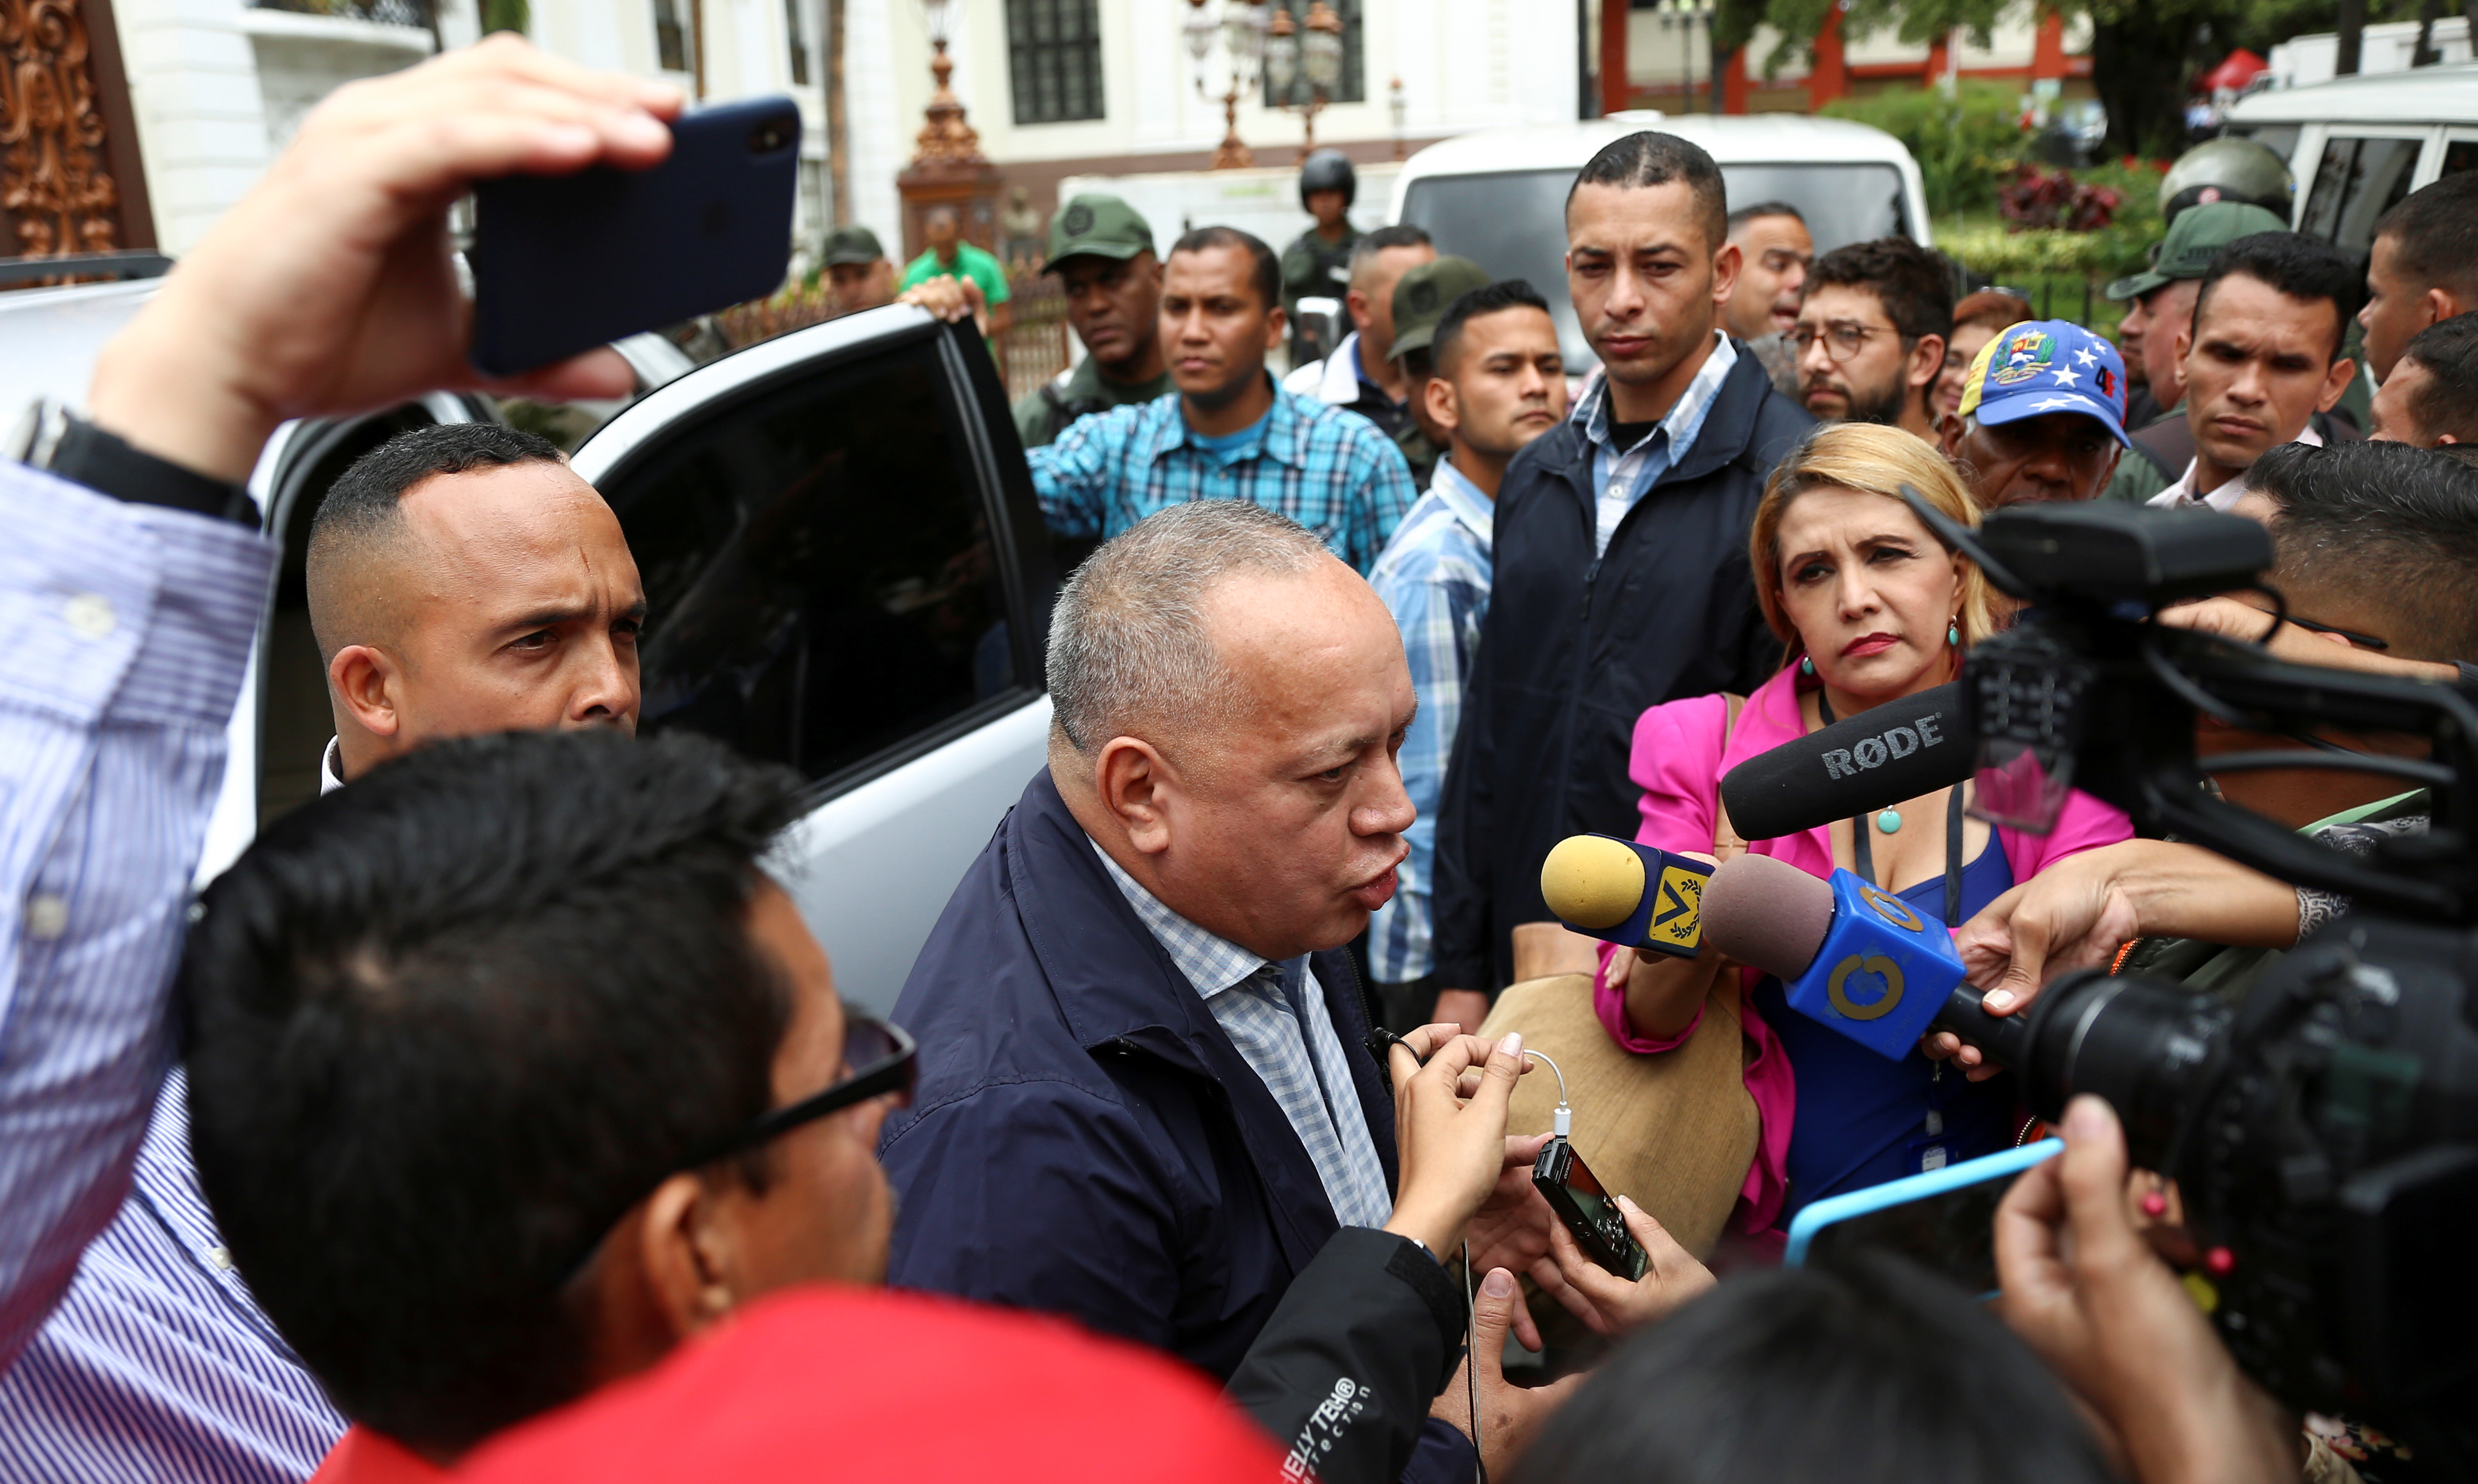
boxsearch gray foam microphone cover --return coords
[1701,853,1836,983]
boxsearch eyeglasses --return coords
[557,1011,917,1287]
[2286,614,2391,652]
[1791,320,1905,364]
[681,1013,917,1169]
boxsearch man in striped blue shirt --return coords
[1024,225,1418,575]
[0,37,680,1484]
[1364,279,1568,1032]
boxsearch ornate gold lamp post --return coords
[1263,2,1343,162]
[1185,0,1269,170]
[897,0,1001,261]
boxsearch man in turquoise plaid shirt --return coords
[1026,225,1416,575]
[1364,278,1568,1029]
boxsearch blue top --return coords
[1756,841,2020,1226]
[1025,378,1416,574]
[1363,462,1494,983]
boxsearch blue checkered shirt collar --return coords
[1137,376,1312,473]
[1423,459,1494,553]
[1570,331,1738,456]
[1090,840,1285,1000]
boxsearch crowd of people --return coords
[6,34,2478,1484]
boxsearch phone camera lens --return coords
[749,118,793,154]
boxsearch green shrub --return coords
[1822,80,2028,218]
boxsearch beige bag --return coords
[1478,693,1758,1260]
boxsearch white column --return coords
[113,0,277,255]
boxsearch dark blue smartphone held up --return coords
[468,96,801,378]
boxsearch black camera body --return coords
[1907,495,2478,1471]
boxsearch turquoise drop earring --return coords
[1799,654,1814,676]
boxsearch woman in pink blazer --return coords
[1594,424,2132,1243]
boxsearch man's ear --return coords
[329,645,404,739]
[1936,411,1964,459]
[1909,332,1948,391]
[1710,239,1743,308]
[634,1172,741,1343]
[1424,374,1462,439]
[1263,305,1288,354]
[2430,285,2463,324]
[1092,735,1179,856]
[2319,357,2357,414]
[1344,286,1373,334]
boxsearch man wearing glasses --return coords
[1791,236,1953,441]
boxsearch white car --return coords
[1387,111,1934,369]
[2225,64,2478,256]
[1,275,1056,1016]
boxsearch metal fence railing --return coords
[996,270,1071,405]
[250,0,437,26]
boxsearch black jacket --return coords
[1226,1227,1466,1484]
[882,769,1478,1481]
[1430,347,1813,993]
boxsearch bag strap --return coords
[1712,693,1749,862]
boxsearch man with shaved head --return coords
[6,421,645,1480]
[305,423,644,789]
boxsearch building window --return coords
[654,0,693,76]
[785,0,811,86]
[1007,0,1103,125]
[1263,0,1365,108]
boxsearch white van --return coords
[0,274,1058,1016]
[1387,111,1933,368]
[2224,64,2478,256]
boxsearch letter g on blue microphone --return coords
[1781,873,1961,1058]
[1539,834,1713,959]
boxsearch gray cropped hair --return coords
[1047,501,1333,756]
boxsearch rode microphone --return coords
[1699,853,2027,1064]
[1538,834,1712,959]
[1718,682,1973,841]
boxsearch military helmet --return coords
[1299,148,1357,210]
[2159,137,2295,224]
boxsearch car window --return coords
[598,335,1027,788]
[2299,134,2426,254]
[2443,136,2478,179]
[1402,163,1909,369]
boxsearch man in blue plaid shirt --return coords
[1026,225,1416,574]
[1364,278,1568,1028]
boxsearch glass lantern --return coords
[1264,7,1299,102]
[1302,0,1343,97]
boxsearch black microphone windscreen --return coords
[1719,682,1974,840]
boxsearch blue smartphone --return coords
[468,95,801,377]
[1784,1139,2061,1296]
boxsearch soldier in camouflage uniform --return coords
[1280,150,1361,367]
[1011,194,1172,450]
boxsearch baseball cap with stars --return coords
[1954,319,2131,447]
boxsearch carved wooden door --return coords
[0,0,154,261]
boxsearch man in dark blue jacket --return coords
[883,500,1554,1478]
[1428,131,1815,1026]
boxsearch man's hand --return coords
[1933,852,2141,1080]
[89,36,682,483]
[1460,1131,1558,1351]
[898,274,989,338]
[1431,989,1490,1037]
[1996,1096,2295,1484]
[1540,1193,1714,1335]
[1429,1268,1583,1478]
[1383,1027,1529,1258]
[2158,597,2455,684]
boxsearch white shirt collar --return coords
[319,737,345,795]
[2147,419,2325,512]
[1089,838,1279,1001]
[1317,331,1367,406]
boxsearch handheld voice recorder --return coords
[1532,1135,1648,1281]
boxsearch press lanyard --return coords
[1817,690,1968,924]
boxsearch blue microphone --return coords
[1696,852,2029,1064]
[1537,834,1714,960]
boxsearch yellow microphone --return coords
[1539,834,1711,959]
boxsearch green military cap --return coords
[823,224,885,266]
[1388,255,1493,361]
[2104,201,2290,302]
[1042,194,1155,273]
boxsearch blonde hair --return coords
[1748,422,1996,669]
